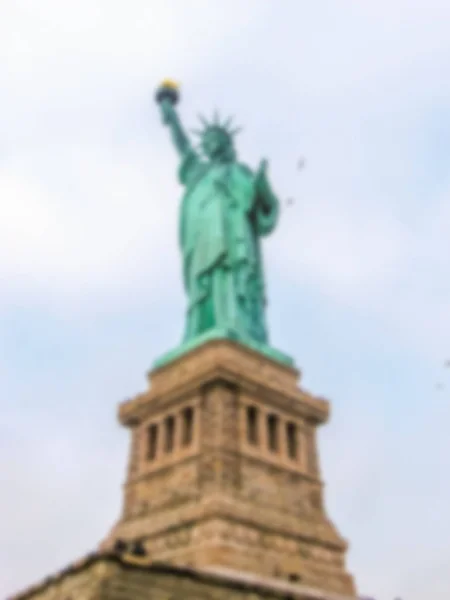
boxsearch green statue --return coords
[154,81,291,367]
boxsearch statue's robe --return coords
[177,150,279,345]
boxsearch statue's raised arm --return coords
[155,81,193,158]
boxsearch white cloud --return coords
[0,153,173,303]
[0,427,127,595]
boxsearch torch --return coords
[155,79,180,124]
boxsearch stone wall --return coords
[238,456,322,518]
[11,556,355,600]
[125,456,199,518]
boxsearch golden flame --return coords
[160,79,179,90]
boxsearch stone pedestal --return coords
[102,339,356,597]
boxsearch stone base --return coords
[104,505,355,596]
[102,339,356,597]
[147,522,355,594]
[152,327,294,370]
[10,553,357,600]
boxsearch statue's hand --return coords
[160,98,175,125]
[255,159,269,189]
[254,159,272,214]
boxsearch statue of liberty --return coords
[155,81,287,364]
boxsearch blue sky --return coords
[1,1,450,599]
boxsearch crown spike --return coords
[223,116,234,130]
[197,114,209,127]
[230,127,243,136]
[213,110,220,125]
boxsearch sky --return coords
[1,1,450,598]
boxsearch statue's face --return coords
[202,127,233,161]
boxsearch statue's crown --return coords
[191,112,242,140]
